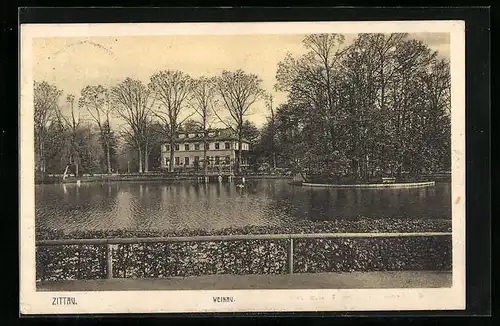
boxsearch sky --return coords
[33,33,450,128]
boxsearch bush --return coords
[36,218,452,282]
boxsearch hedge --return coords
[36,218,452,282]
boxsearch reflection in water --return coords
[35,180,452,233]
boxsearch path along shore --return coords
[37,271,451,291]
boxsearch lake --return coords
[35,179,451,233]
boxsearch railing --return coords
[36,232,451,278]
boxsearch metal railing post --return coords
[106,243,113,279]
[35,232,451,281]
[288,238,294,275]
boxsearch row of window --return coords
[173,156,231,166]
[177,131,219,139]
[167,142,232,152]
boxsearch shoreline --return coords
[35,172,450,185]
[302,181,436,189]
[37,218,452,240]
[36,173,292,185]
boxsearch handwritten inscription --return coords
[213,296,235,303]
[52,297,77,305]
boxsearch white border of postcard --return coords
[20,20,466,314]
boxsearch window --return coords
[166,144,170,151]
[205,143,210,150]
[225,156,230,164]
[215,142,220,150]
[175,144,180,151]
[185,157,190,166]
[225,142,230,149]
[194,143,200,150]
[194,156,199,163]
[215,156,220,165]
[206,156,211,165]
[175,157,180,165]
[185,144,190,151]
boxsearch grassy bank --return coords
[36,219,451,282]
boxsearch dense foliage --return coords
[36,219,451,281]
[34,33,450,181]
[258,33,451,179]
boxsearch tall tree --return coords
[274,33,450,179]
[276,34,347,174]
[42,117,67,175]
[54,94,82,176]
[214,70,265,173]
[34,81,62,174]
[142,117,165,172]
[78,85,114,174]
[149,70,194,172]
[111,78,154,173]
[78,123,103,175]
[191,76,218,175]
[265,94,277,169]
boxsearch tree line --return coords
[34,70,265,178]
[257,33,451,180]
[34,33,451,181]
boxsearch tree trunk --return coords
[144,143,149,173]
[138,147,143,173]
[237,135,242,175]
[37,141,42,172]
[203,137,208,176]
[169,138,175,173]
[106,143,112,174]
[270,103,276,170]
[39,141,45,173]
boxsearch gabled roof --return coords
[173,128,250,143]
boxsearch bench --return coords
[382,177,396,183]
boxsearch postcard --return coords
[20,20,465,314]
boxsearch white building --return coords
[160,128,251,171]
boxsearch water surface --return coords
[35,179,451,233]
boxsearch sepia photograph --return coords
[20,21,466,314]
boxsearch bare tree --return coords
[149,70,194,172]
[55,94,82,176]
[265,93,277,169]
[276,34,347,174]
[34,81,62,174]
[274,33,450,178]
[78,85,114,174]
[191,76,218,175]
[110,78,155,173]
[214,70,265,174]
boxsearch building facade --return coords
[160,128,250,172]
